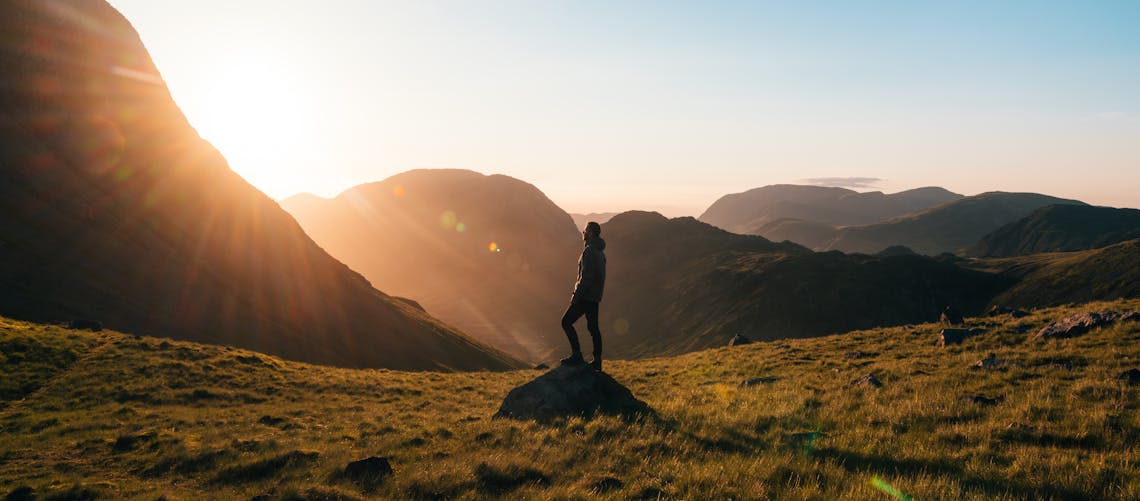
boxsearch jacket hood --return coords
[587,237,606,251]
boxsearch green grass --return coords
[2,300,1139,500]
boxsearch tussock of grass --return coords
[2,299,1139,499]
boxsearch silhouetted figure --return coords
[561,221,606,371]
[940,305,963,325]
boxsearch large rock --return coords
[939,328,972,346]
[1033,311,1136,341]
[728,334,752,347]
[494,366,652,422]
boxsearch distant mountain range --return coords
[598,212,1006,357]
[281,170,580,362]
[0,1,520,371]
[962,205,1140,258]
[700,185,963,234]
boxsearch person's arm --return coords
[572,249,597,300]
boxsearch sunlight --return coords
[177,56,313,196]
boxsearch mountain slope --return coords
[0,1,520,371]
[823,192,1087,255]
[281,170,581,361]
[963,205,1140,257]
[699,185,962,234]
[4,300,1138,499]
[570,212,620,229]
[966,238,1140,308]
[599,212,1006,358]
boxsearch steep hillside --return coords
[4,301,1139,499]
[963,205,1140,257]
[599,212,1006,358]
[965,238,1140,308]
[824,192,1086,255]
[0,1,519,371]
[281,170,580,361]
[750,218,840,249]
[699,185,961,234]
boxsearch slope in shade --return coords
[0,0,520,371]
[963,205,1140,258]
[281,169,581,362]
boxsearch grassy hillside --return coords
[5,300,1138,500]
[963,205,1140,258]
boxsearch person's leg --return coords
[560,302,587,363]
[584,301,602,370]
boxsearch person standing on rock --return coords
[561,221,606,371]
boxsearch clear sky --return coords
[109,0,1140,216]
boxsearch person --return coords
[561,221,606,371]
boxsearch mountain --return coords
[0,1,520,371]
[749,218,840,249]
[280,170,581,361]
[823,192,1087,255]
[699,185,962,234]
[966,238,1140,308]
[9,299,1136,499]
[963,205,1140,257]
[598,212,1006,358]
[570,212,620,230]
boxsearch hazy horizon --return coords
[109,1,1140,216]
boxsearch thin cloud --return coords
[799,177,883,189]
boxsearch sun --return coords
[176,56,314,198]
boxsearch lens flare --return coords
[488,242,500,252]
[392,184,406,197]
[439,210,457,230]
[456,222,466,232]
[613,318,630,336]
[870,476,912,501]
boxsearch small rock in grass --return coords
[974,353,1014,370]
[344,456,393,486]
[939,328,971,346]
[1118,368,1140,385]
[851,373,882,388]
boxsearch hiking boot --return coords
[560,353,585,366]
[590,356,603,372]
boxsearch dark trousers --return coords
[561,300,602,358]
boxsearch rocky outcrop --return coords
[494,365,652,422]
[939,328,972,346]
[1034,311,1137,341]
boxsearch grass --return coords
[2,299,1139,499]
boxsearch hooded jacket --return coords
[572,237,606,303]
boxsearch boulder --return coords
[494,365,652,422]
[1034,311,1130,340]
[1119,369,1140,386]
[968,395,1002,406]
[344,456,393,487]
[988,305,1028,318]
[851,373,882,388]
[939,328,971,346]
[728,334,752,347]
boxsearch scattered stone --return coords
[851,373,882,388]
[1034,311,1130,340]
[939,328,971,346]
[343,456,393,487]
[975,353,1014,370]
[844,351,875,359]
[940,305,963,325]
[494,365,653,422]
[1118,369,1140,385]
[728,334,752,346]
[67,319,102,331]
[533,363,549,370]
[739,376,780,387]
[969,395,1002,406]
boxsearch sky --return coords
[108,0,1140,216]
